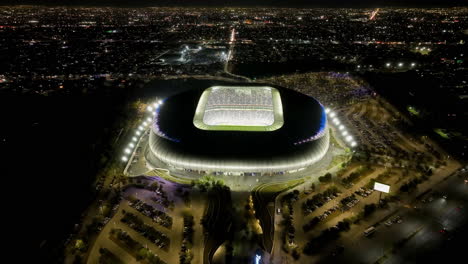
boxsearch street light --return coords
[128,143,135,148]
[386,62,391,67]
[398,62,403,67]
[255,255,261,264]
[136,131,141,136]
[339,125,345,130]
[329,111,336,118]
[147,106,153,111]
[132,137,137,142]
[325,108,330,114]
[121,156,128,162]
[124,148,131,154]
[351,141,357,147]
[345,135,353,142]
[147,117,152,122]
[411,62,416,67]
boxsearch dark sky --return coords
[2,0,467,7]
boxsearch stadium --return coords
[145,85,330,176]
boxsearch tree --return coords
[363,203,377,217]
[292,248,301,260]
[336,220,351,231]
[319,173,332,183]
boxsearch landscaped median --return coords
[252,178,305,252]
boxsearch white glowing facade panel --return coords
[193,86,284,132]
[147,130,330,174]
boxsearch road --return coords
[319,169,468,264]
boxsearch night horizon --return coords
[3,0,468,8]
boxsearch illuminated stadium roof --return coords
[147,84,329,174]
[193,86,284,131]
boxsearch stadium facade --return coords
[146,85,329,175]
